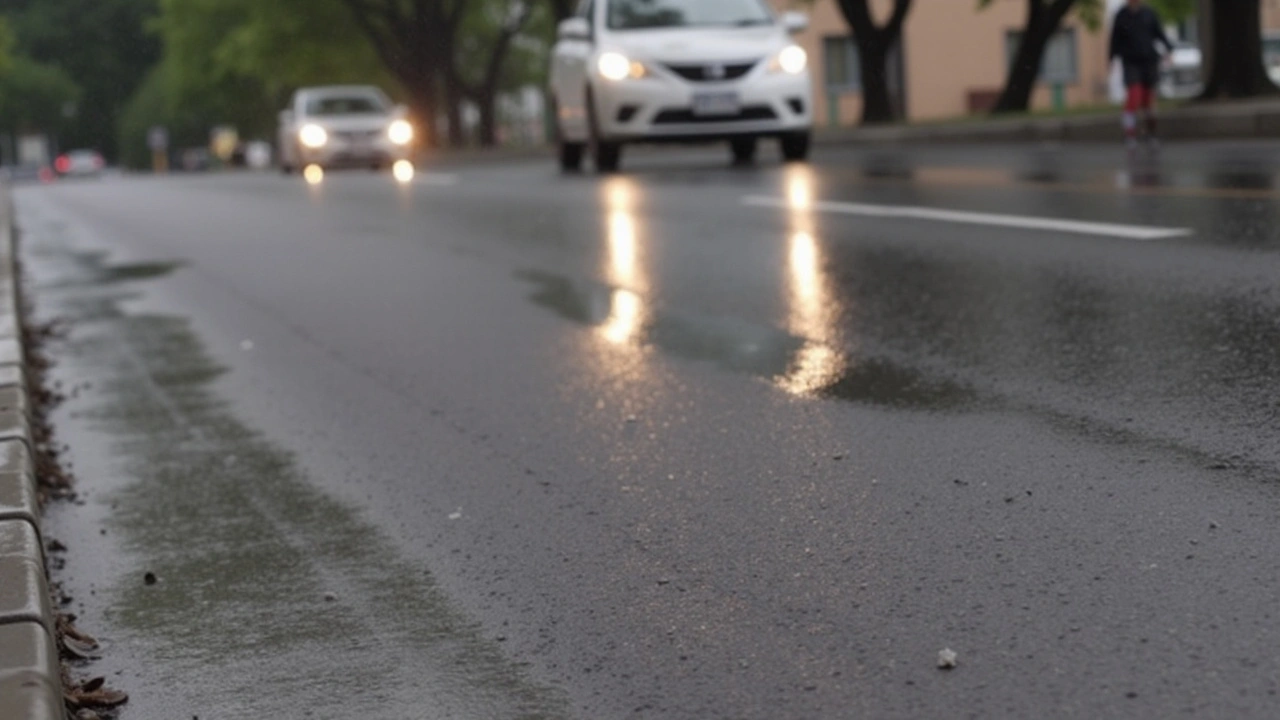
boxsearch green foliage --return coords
[2,0,161,155]
[1149,0,1197,23]
[0,55,81,134]
[0,17,13,76]
[143,0,401,151]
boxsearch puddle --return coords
[518,269,975,411]
[25,211,569,719]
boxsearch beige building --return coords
[777,0,1280,127]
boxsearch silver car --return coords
[278,85,415,173]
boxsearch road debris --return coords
[937,648,958,669]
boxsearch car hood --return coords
[604,27,787,64]
[305,115,394,132]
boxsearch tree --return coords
[1198,0,1277,99]
[983,0,1102,114]
[2,0,161,157]
[340,0,551,147]
[149,0,395,148]
[0,56,81,134]
[447,1,540,146]
[832,0,914,125]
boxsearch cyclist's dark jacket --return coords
[1110,5,1172,64]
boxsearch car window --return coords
[606,0,772,31]
[305,95,387,116]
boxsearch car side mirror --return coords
[558,18,590,42]
[781,11,809,34]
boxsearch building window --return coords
[823,36,861,92]
[1006,28,1078,84]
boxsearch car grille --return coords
[662,60,760,82]
[333,130,381,143]
[652,106,778,124]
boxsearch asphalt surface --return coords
[14,140,1280,719]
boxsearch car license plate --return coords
[692,92,740,117]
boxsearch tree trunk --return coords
[399,65,440,149]
[444,79,467,148]
[835,0,913,125]
[548,0,574,22]
[1200,0,1277,99]
[476,92,499,146]
[992,0,1075,114]
[856,42,896,124]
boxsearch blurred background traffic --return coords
[0,0,1277,179]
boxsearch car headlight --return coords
[769,45,808,75]
[299,124,328,148]
[388,120,414,145]
[597,52,647,81]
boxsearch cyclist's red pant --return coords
[1125,84,1155,112]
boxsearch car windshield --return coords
[305,94,387,116]
[606,0,773,31]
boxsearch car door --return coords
[551,0,596,142]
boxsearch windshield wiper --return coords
[733,18,771,26]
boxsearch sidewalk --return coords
[814,98,1280,146]
[0,185,61,720]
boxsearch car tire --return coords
[730,138,758,165]
[559,141,585,172]
[586,87,623,174]
[780,132,811,163]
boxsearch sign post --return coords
[148,126,169,174]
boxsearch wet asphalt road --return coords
[14,141,1280,719]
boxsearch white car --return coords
[278,85,414,173]
[1159,43,1202,100]
[549,0,813,172]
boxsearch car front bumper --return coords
[593,69,812,142]
[298,133,411,167]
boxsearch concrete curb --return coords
[813,98,1280,147]
[0,184,62,720]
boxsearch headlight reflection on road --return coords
[599,177,648,346]
[778,167,846,396]
[303,164,324,185]
[393,160,415,184]
[786,165,814,211]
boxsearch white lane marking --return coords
[741,195,1192,241]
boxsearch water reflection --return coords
[392,160,415,184]
[599,177,648,347]
[303,164,324,185]
[778,166,846,396]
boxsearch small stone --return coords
[937,648,958,669]
[323,592,337,602]
[1209,521,1220,530]
[143,572,157,586]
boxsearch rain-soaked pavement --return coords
[13,141,1280,719]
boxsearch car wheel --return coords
[586,87,623,174]
[559,141,584,172]
[730,138,758,165]
[780,132,811,163]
